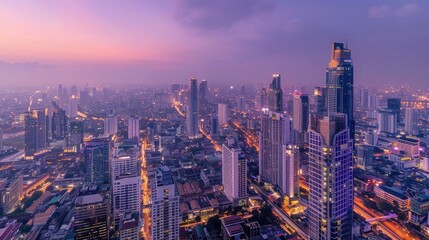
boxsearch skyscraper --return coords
[222,139,248,204]
[84,138,110,184]
[405,108,418,135]
[150,166,179,240]
[293,93,309,144]
[326,42,354,139]
[186,77,199,137]
[268,74,283,112]
[74,193,110,240]
[52,102,67,140]
[378,109,397,135]
[113,174,141,228]
[308,113,353,240]
[68,121,84,151]
[68,95,79,118]
[111,139,140,180]
[387,98,401,123]
[218,103,229,127]
[104,114,118,136]
[210,112,218,134]
[24,109,48,159]
[311,86,327,113]
[259,110,294,194]
[128,116,140,140]
[282,145,299,200]
[198,80,208,116]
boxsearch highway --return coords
[252,183,308,239]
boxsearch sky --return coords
[0,0,428,89]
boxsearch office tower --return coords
[308,113,353,240]
[52,102,67,140]
[259,88,268,109]
[150,166,179,240]
[326,42,354,139]
[364,129,378,146]
[24,109,48,159]
[210,112,218,134]
[259,110,294,194]
[360,88,369,108]
[68,121,84,151]
[113,175,141,228]
[199,80,208,116]
[282,145,299,200]
[405,108,418,135]
[104,114,118,136]
[311,87,326,113]
[186,77,199,137]
[356,145,374,170]
[387,98,401,122]
[222,141,248,204]
[111,139,140,179]
[239,85,245,111]
[171,84,181,102]
[128,116,140,140]
[0,175,23,214]
[74,193,110,240]
[378,109,397,135]
[268,74,283,112]
[218,103,229,127]
[84,138,110,184]
[68,95,79,118]
[293,93,309,144]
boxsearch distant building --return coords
[356,145,374,170]
[104,114,118,136]
[308,113,353,239]
[74,193,110,240]
[378,109,397,135]
[24,109,48,159]
[84,138,110,184]
[210,112,218,135]
[51,103,67,140]
[405,108,418,135]
[113,175,141,228]
[68,95,79,118]
[267,74,283,112]
[259,110,294,194]
[199,80,208,116]
[150,166,179,240]
[222,141,247,205]
[218,103,229,127]
[128,116,140,140]
[387,98,401,122]
[186,77,199,137]
[311,86,326,113]
[68,121,84,151]
[293,93,309,144]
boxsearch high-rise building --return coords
[378,109,397,135]
[104,114,118,136]
[356,145,374,170]
[387,98,401,122]
[112,174,141,228]
[186,77,199,137]
[24,109,48,159]
[84,138,110,184]
[308,113,353,239]
[239,85,246,111]
[74,193,110,240]
[293,93,309,144]
[268,74,283,112]
[218,103,229,127]
[68,121,84,151]
[210,112,218,134]
[111,139,140,180]
[259,110,294,194]
[259,88,268,109]
[150,166,179,240]
[282,145,299,200]
[68,95,79,118]
[128,116,140,140]
[311,87,326,113]
[326,42,354,140]
[405,108,418,135]
[52,102,67,140]
[198,80,208,116]
[0,175,23,214]
[222,140,247,204]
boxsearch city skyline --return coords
[1,1,428,88]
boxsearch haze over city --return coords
[1,0,428,88]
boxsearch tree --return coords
[206,215,221,234]
[195,216,201,222]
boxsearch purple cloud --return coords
[369,3,420,18]
[173,0,275,31]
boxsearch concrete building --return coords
[113,175,141,228]
[378,109,397,135]
[74,193,110,240]
[218,103,229,127]
[186,77,199,137]
[0,175,23,214]
[84,138,110,184]
[356,145,374,170]
[405,108,418,135]
[222,141,247,205]
[104,114,118,136]
[24,109,48,159]
[281,145,299,200]
[128,116,140,140]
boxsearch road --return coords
[252,183,308,239]
[199,128,221,151]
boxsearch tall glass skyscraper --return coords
[326,42,354,139]
[308,113,353,240]
[268,74,284,113]
[186,77,199,137]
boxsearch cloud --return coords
[369,3,420,18]
[173,0,275,31]
[0,61,55,70]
